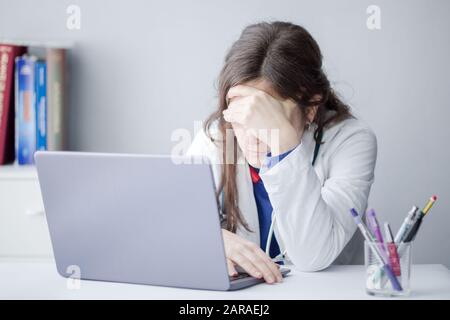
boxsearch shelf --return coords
[0,39,74,49]
[0,165,38,180]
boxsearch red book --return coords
[0,44,26,164]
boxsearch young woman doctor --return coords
[187,22,377,284]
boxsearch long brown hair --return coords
[204,21,352,233]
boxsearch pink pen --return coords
[384,222,401,276]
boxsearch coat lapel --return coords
[235,127,317,250]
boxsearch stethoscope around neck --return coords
[219,127,323,264]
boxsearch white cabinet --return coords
[0,166,53,259]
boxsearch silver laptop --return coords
[35,151,290,291]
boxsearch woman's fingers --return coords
[223,100,245,123]
[226,258,238,277]
[226,99,249,113]
[227,84,265,101]
[221,229,282,285]
[244,243,282,282]
[240,247,281,284]
[222,97,255,126]
[230,253,263,280]
[223,97,252,124]
[222,109,245,124]
[253,248,283,282]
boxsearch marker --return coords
[384,223,401,276]
[403,195,437,243]
[366,209,387,256]
[422,195,437,215]
[350,208,402,291]
[394,206,418,243]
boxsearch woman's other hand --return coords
[222,229,282,284]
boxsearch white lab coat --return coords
[187,116,377,271]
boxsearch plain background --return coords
[1,0,449,267]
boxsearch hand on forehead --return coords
[226,84,297,113]
[227,84,265,100]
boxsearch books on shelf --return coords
[46,48,66,152]
[35,60,47,151]
[16,55,37,165]
[0,44,26,164]
[0,43,67,166]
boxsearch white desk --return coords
[1,261,449,299]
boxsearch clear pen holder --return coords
[364,241,411,297]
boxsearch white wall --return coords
[1,0,449,266]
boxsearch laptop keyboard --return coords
[229,272,251,281]
[229,267,290,282]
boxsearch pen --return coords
[366,209,387,255]
[394,206,418,243]
[403,195,437,243]
[372,197,437,288]
[384,223,401,276]
[350,208,402,291]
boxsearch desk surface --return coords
[1,261,449,299]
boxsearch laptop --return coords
[35,151,290,291]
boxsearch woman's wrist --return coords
[270,124,301,156]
